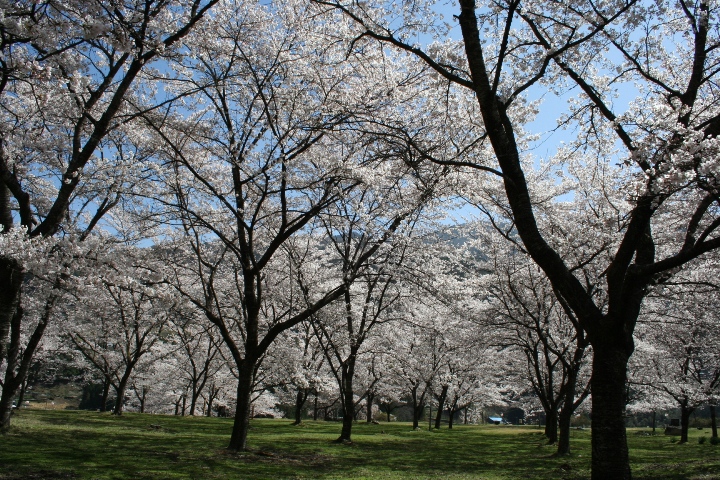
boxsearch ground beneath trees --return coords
[1,410,719,479]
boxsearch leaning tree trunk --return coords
[435,385,448,429]
[0,303,48,431]
[590,344,631,480]
[112,382,128,415]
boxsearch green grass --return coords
[1,410,719,479]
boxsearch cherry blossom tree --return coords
[0,0,219,430]
[631,264,720,443]
[141,0,451,450]
[478,238,591,454]
[315,1,720,476]
[63,251,171,415]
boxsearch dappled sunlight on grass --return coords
[1,410,718,479]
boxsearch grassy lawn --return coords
[1,410,719,479]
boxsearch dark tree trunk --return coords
[557,363,582,456]
[435,385,448,429]
[181,394,187,416]
[139,387,146,414]
[711,405,717,438]
[679,403,694,444]
[190,388,199,416]
[228,363,254,451]
[545,408,558,444]
[448,403,459,429]
[100,378,111,412]
[0,259,22,373]
[112,385,126,415]
[366,391,374,423]
[590,345,631,480]
[337,359,356,443]
[17,376,29,409]
[294,388,308,425]
[313,393,319,421]
[112,366,135,415]
[651,410,656,434]
[557,406,573,455]
[0,303,48,431]
[0,387,14,431]
[410,386,425,430]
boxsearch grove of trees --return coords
[2,2,720,480]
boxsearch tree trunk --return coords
[313,393,319,421]
[100,378,111,412]
[435,385,448,429]
[557,406,573,455]
[411,387,425,430]
[190,390,198,416]
[294,388,307,425]
[112,383,127,415]
[227,363,254,451]
[448,405,458,429]
[17,376,29,409]
[0,388,14,431]
[0,259,22,373]
[545,408,558,444]
[679,403,694,444]
[181,394,187,416]
[710,405,717,438]
[651,410,656,434]
[590,344,631,480]
[0,303,48,431]
[366,391,374,423]
[337,360,356,443]
[139,387,146,414]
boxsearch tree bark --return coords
[651,410,656,434]
[0,303,48,431]
[679,403,694,444]
[410,386,426,430]
[435,385,448,429]
[294,388,308,425]
[228,362,254,451]
[557,405,573,455]
[0,259,22,373]
[365,391,374,423]
[590,345,631,480]
[710,405,717,438]
[545,409,558,444]
[337,358,356,443]
[100,378,111,412]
